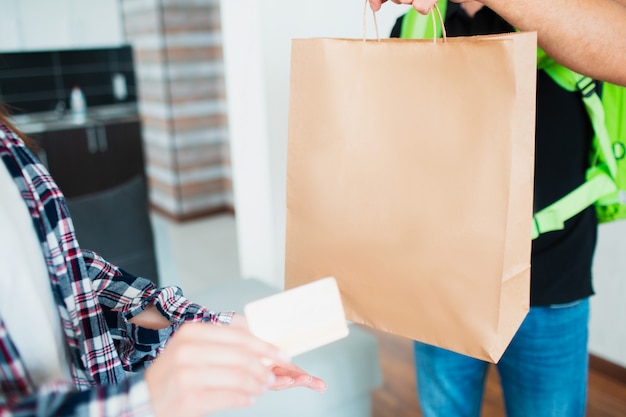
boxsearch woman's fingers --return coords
[145,321,325,417]
[174,322,292,367]
[176,389,257,414]
[146,323,282,417]
[146,363,268,417]
[270,364,327,392]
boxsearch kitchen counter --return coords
[12,102,140,135]
[16,103,145,199]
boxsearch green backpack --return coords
[400,4,626,239]
[596,83,626,223]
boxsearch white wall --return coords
[590,221,626,367]
[220,0,408,290]
[0,0,123,51]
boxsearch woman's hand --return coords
[269,362,327,392]
[145,322,291,417]
[229,314,327,392]
[145,317,327,417]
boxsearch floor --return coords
[150,212,241,299]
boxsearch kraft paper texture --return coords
[285,32,537,363]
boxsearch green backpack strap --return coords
[596,82,626,222]
[400,0,448,40]
[532,50,618,238]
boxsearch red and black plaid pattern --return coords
[0,121,233,416]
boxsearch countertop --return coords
[12,103,140,135]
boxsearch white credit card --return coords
[244,277,350,357]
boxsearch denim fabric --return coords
[413,298,590,417]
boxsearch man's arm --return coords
[370,0,626,86]
[481,0,626,86]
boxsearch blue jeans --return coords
[413,298,590,417]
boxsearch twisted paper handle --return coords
[363,0,380,41]
[431,3,448,42]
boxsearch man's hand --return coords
[369,0,626,86]
[369,0,468,14]
[369,0,437,14]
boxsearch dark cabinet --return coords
[103,121,145,189]
[34,119,145,199]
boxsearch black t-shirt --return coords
[391,4,597,306]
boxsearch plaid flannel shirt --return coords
[0,121,233,416]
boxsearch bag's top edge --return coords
[291,31,536,44]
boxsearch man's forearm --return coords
[481,0,626,86]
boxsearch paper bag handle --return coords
[363,0,381,41]
[363,0,447,43]
[432,4,448,42]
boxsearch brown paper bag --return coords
[285,32,537,363]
